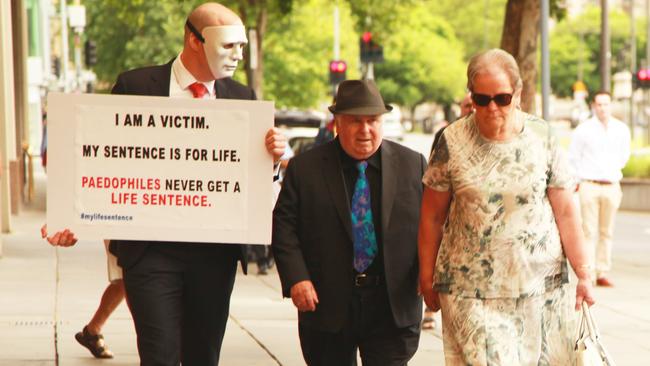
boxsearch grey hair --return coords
[466,49,523,92]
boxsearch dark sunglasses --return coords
[186,19,205,43]
[471,93,513,107]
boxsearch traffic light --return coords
[636,68,650,89]
[84,40,97,67]
[360,32,384,63]
[329,60,347,85]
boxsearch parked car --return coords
[275,109,324,155]
[382,105,404,141]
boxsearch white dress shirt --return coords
[170,54,215,99]
[568,116,631,182]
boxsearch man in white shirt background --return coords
[568,90,631,288]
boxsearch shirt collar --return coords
[172,54,215,97]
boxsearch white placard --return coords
[47,92,274,245]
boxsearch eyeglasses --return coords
[471,93,513,107]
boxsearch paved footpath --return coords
[0,172,648,365]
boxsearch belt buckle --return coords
[354,273,367,287]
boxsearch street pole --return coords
[60,0,69,92]
[647,0,650,67]
[68,1,86,92]
[333,6,339,96]
[333,6,339,61]
[74,32,82,90]
[541,0,551,121]
[629,0,636,139]
[646,0,650,142]
[366,63,374,80]
[578,32,584,81]
[601,0,611,92]
[362,16,374,81]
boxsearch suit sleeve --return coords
[271,159,310,298]
[420,152,427,176]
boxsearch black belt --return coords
[354,273,382,287]
[585,179,613,185]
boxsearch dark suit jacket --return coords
[108,59,255,272]
[272,139,427,332]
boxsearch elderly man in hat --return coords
[272,79,427,365]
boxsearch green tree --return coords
[222,0,295,99]
[85,0,196,88]
[550,6,647,97]
[430,0,507,58]
[373,3,467,112]
[263,0,359,108]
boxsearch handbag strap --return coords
[582,301,601,340]
[579,302,618,366]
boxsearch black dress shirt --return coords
[337,140,384,276]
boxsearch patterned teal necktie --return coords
[351,161,378,272]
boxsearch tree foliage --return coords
[373,2,466,109]
[84,0,198,87]
[221,0,295,99]
[550,6,647,97]
[263,0,359,108]
[81,0,519,110]
[429,0,507,58]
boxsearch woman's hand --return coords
[419,279,440,312]
[575,278,595,311]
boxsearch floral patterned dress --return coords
[423,111,577,365]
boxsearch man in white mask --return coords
[189,20,248,79]
[45,3,286,366]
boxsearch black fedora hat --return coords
[328,80,393,115]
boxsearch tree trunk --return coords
[500,0,540,114]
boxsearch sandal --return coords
[75,325,114,359]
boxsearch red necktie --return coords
[188,82,208,98]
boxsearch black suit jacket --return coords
[108,59,255,272]
[272,139,427,332]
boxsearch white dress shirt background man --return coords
[568,91,631,287]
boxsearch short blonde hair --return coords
[467,49,523,93]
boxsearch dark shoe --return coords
[596,277,614,287]
[257,264,268,275]
[75,326,114,359]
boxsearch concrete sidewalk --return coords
[0,208,444,366]
[0,170,649,365]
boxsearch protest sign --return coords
[46,92,274,244]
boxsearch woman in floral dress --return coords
[418,49,595,365]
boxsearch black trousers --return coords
[298,285,420,366]
[123,243,239,366]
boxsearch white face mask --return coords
[202,25,248,79]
